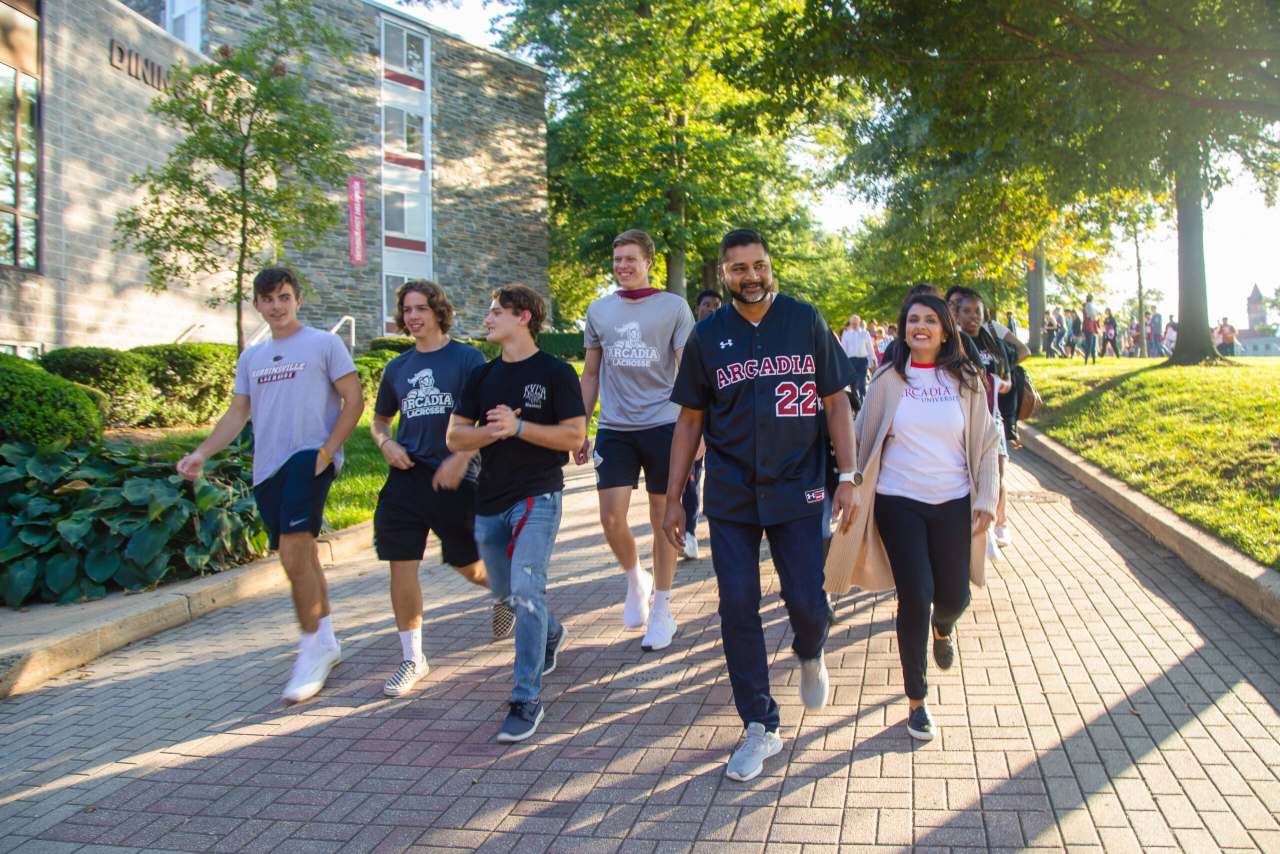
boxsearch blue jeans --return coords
[848,356,868,403]
[708,514,829,731]
[681,458,703,535]
[475,492,563,703]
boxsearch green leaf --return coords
[124,521,171,567]
[112,562,144,590]
[0,442,34,465]
[44,552,79,594]
[2,557,38,607]
[79,579,107,601]
[23,497,60,519]
[142,552,171,584]
[26,454,74,484]
[56,511,95,547]
[0,540,31,562]
[194,478,230,512]
[122,478,156,505]
[84,547,123,584]
[16,525,53,547]
[0,467,24,485]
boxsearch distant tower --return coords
[1247,284,1266,330]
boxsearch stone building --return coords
[0,0,547,356]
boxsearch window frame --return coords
[383,22,425,79]
[0,2,40,273]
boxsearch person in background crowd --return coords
[824,292,999,742]
[840,314,875,408]
[1052,307,1068,356]
[1042,310,1061,357]
[1100,308,1120,358]
[679,289,725,561]
[1065,309,1082,359]
[1149,309,1163,355]
[1004,311,1018,338]
[1162,317,1178,355]
[1080,295,1099,365]
[1216,317,1238,357]
[877,324,896,364]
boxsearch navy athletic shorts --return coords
[592,424,674,494]
[373,465,480,567]
[253,449,336,550]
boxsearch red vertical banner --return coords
[348,177,366,265]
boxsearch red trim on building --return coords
[384,69,425,90]
[386,236,427,252]
[384,151,425,170]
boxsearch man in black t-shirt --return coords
[447,285,587,744]
[371,281,494,699]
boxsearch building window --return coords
[0,3,38,271]
[384,273,407,331]
[166,0,203,53]
[384,190,426,239]
[384,23,425,78]
[384,106,424,156]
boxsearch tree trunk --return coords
[1025,240,1046,354]
[665,246,686,298]
[1133,225,1148,358]
[1169,162,1217,363]
[701,259,717,295]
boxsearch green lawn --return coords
[1025,356,1280,569]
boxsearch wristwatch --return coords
[837,471,862,486]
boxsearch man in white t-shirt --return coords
[177,268,364,704]
[575,230,695,652]
[840,314,875,404]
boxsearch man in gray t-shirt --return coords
[573,229,694,653]
[177,268,363,706]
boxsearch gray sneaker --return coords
[725,722,783,782]
[799,651,829,710]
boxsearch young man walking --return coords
[662,229,858,782]
[679,289,723,561]
[448,285,586,743]
[371,280,501,698]
[575,230,695,652]
[177,268,363,704]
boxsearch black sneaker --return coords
[543,625,568,676]
[496,700,544,743]
[932,628,955,671]
[491,600,515,641]
[907,705,936,741]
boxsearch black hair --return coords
[695,289,723,306]
[908,283,940,297]
[892,293,982,392]
[718,228,769,263]
[253,267,299,300]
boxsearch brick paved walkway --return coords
[2,451,1279,853]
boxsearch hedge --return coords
[40,347,159,427]
[0,438,264,608]
[538,332,585,360]
[0,355,103,447]
[132,343,238,426]
[355,348,400,402]
[369,336,414,353]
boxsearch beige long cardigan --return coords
[824,362,1001,595]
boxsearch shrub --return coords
[538,332,585,360]
[0,437,265,608]
[132,343,238,426]
[0,356,102,447]
[369,336,414,353]
[40,347,159,427]
[459,338,500,359]
[354,351,398,402]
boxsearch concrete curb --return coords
[1020,425,1280,631]
[0,521,372,700]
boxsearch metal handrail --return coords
[247,324,270,347]
[330,315,355,352]
[174,323,204,343]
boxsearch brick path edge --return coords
[0,521,373,699]
[1020,424,1280,630]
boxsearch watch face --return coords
[853,472,863,486]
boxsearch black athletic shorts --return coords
[593,424,674,494]
[253,449,335,550]
[373,465,480,567]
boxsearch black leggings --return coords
[874,493,972,700]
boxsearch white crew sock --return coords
[317,615,337,649]
[399,628,423,663]
[625,565,644,583]
[652,589,671,614]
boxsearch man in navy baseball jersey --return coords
[662,229,859,782]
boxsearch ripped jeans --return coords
[475,491,563,703]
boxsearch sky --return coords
[403,0,1280,329]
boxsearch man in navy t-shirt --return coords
[371,281,496,698]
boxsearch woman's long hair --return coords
[969,299,1009,380]
[891,294,982,392]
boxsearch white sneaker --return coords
[383,656,428,698]
[623,568,653,629]
[725,722,783,782]
[986,534,1003,563]
[799,651,830,710]
[682,531,700,560]
[282,642,341,704]
[993,524,1012,548]
[641,608,678,651]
